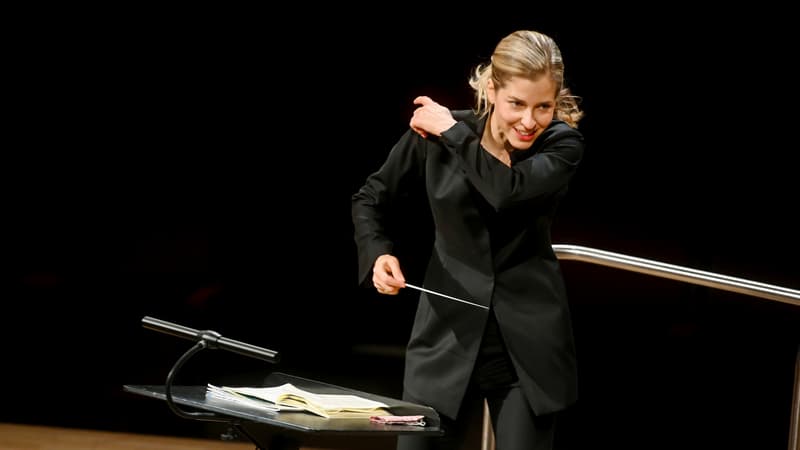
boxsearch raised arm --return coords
[410,96,583,211]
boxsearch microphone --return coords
[141,316,279,363]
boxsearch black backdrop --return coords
[5,8,799,450]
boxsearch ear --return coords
[487,79,496,104]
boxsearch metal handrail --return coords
[552,244,800,306]
[480,244,799,450]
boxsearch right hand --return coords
[372,254,406,295]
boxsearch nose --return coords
[521,109,536,129]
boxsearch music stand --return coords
[126,316,443,449]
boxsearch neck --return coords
[481,117,512,166]
[482,116,508,156]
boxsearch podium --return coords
[124,371,443,450]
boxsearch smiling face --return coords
[487,74,557,151]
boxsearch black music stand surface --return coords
[124,371,443,450]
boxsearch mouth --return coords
[514,128,536,142]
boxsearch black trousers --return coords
[397,382,557,450]
[399,311,558,449]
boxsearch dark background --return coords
[4,7,799,450]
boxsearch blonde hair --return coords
[469,30,584,128]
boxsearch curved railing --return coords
[480,244,800,450]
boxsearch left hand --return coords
[409,96,457,138]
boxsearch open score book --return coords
[213,382,391,419]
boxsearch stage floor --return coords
[0,422,409,450]
[0,422,255,450]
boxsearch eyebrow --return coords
[507,96,554,107]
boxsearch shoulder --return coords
[439,109,483,148]
[450,109,482,133]
[387,126,431,165]
[541,120,584,143]
[536,120,585,155]
[451,109,478,121]
[515,120,584,164]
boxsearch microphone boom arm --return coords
[142,315,279,363]
[139,315,280,424]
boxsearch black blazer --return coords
[352,109,584,418]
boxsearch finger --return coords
[386,260,406,287]
[373,269,397,289]
[374,283,399,296]
[410,125,428,138]
[413,95,433,106]
[373,272,388,290]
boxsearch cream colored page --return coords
[223,383,389,411]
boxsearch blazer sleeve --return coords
[439,120,584,211]
[351,128,427,287]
